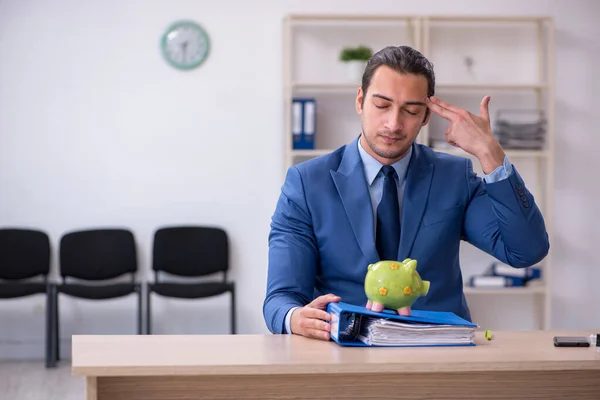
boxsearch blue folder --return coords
[327,301,478,347]
[291,97,316,150]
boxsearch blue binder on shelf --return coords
[327,301,478,347]
[468,275,527,288]
[292,97,316,150]
[487,262,542,280]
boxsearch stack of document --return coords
[357,316,476,346]
[493,109,547,150]
[327,302,478,347]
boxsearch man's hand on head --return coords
[426,95,505,174]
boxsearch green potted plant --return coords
[339,45,372,82]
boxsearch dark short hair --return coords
[361,45,435,108]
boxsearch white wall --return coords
[1,0,599,359]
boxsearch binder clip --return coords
[485,330,493,341]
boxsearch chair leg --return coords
[137,285,143,335]
[55,290,60,362]
[146,288,152,335]
[231,286,236,335]
[45,285,56,368]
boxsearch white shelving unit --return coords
[282,14,554,330]
[283,14,421,166]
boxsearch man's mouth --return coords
[379,134,403,144]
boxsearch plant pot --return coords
[344,60,366,83]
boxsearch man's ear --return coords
[355,87,364,115]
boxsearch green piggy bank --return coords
[364,258,430,315]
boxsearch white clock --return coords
[160,20,210,70]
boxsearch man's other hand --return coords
[290,294,341,341]
[426,95,505,174]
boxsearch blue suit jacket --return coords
[263,137,549,334]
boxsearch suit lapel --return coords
[331,137,379,264]
[398,144,434,260]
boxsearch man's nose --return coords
[385,110,403,133]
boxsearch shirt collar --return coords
[357,135,412,186]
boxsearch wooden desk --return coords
[72,330,600,400]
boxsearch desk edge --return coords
[71,360,600,377]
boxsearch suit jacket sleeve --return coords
[462,158,549,268]
[263,166,318,333]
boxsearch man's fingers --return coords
[479,95,491,121]
[297,315,330,332]
[308,293,341,309]
[306,329,330,341]
[293,294,342,341]
[429,96,463,113]
[301,307,331,322]
[307,318,331,332]
[427,97,459,122]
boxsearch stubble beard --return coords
[362,126,418,161]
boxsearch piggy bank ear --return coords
[403,259,417,273]
[368,263,374,271]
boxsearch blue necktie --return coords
[376,166,400,261]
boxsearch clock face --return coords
[161,20,210,70]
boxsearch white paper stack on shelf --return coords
[493,109,547,150]
[357,316,476,347]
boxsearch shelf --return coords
[463,286,546,295]
[425,15,551,24]
[290,149,334,157]
[290,82,547,93]
[436,83,547,91]
[286,14,551,24]
[287,14,415,23]
[284,14,554,330]
[291,83,360,92]
[432,147,549,158]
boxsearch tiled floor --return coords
[0,360,84,400]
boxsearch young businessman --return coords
[263,45,549,340]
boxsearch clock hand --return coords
[181,41,188,62]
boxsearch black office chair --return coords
[0,228,53,368]
[50,228,142,367]
[146,226,236,335]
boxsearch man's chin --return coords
[373,143,409,161]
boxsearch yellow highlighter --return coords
[485,329,492,341]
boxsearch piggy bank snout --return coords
[420,279,430,296]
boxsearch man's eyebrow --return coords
[372,94,426,106]
[372,93,393,102]
[403,101,427,106]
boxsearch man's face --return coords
[356,65,430,165]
